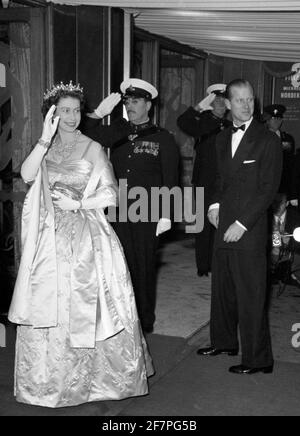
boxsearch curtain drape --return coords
[10,21,31,268]
[47,2,300,61]
[46,1,300,11]
[133,10,300,62]
[0,42,11,173]
[263,62,294,78]
[159,51,199,225]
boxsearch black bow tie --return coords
[232,124,246,133]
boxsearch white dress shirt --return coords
[231,117,253,157]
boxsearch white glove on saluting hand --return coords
[156,218,171,237]
[94,92,121,118]
[195,93,216,112]
[290,199,299,207]
[41,104,60,143]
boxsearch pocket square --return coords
[243,160,256,164]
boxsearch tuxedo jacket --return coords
[212,119,282,252]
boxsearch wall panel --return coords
[77,6,106,111]
[52,5,125,113]
[53,5,76,85]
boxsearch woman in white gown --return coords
[8,82,153,408]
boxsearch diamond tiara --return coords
[43,81,84,101]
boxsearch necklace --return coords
[50,130,81,162]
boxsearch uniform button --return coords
[128,155,132,158]
[127,169,131,173]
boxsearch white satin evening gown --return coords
[12,153,153,408]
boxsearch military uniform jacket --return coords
[82,117,180,218]
[291,151,300,203]
[278,130,295,197]
[177,107,231,192]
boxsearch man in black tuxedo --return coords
[177,84,231,277]
[197,79,282,374]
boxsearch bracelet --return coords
[38,138,51,149]
[74,200,82,214]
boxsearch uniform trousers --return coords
[194,188,215,274]
[113,220,158,332]
[210,248,274,368]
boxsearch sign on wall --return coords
[274,74,300,149]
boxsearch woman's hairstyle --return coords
[41,81,85,118]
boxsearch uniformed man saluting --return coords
[82,79,179,334]
[264,104,295,198]
[177,84,232,277]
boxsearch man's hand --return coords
[156,218,171,237]
[223,222,246,243]
[195,94,216,112]
[94,92,121,118]
[208,208,219,228]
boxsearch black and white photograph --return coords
[1,0,300,418]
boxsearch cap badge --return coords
[128,134,138,141]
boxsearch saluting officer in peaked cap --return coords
[206,83,227,97]
[177,82,231,278]
[120,78,158,101]
[82,77,179,335]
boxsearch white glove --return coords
[156,218,171,237]
[94,92,121,118]
[41,105,60,143]
[196,93,216,112]
[290,199,299,207]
